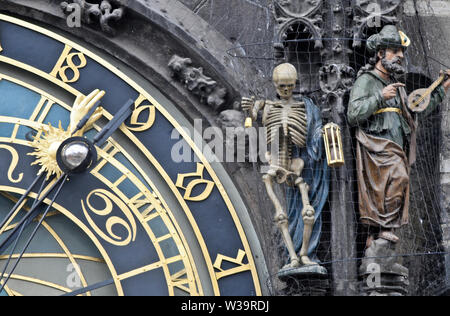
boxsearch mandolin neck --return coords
[430,73,446,91]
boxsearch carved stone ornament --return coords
[168,55,227,111]
[60,0,125,36]
[319,64,356,94]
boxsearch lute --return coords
[408,72,448,112]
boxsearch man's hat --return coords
[366,25,411,54]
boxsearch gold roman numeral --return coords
[128,191,162,222]
[92,141,121,175]
[8,95,55,142]
[31,96,56,124]
[170,269,192,294]
[213,250,251,280]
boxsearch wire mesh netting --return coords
[223,0,450,296]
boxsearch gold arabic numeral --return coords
[128,191,162,222]
[0,145,24,184]
[125,94,156,132]
[175,163,215,202]
[81,189,137,247]
[50,44,87,83]
[213,250,252,281]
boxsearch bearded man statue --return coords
[348,25,450,248]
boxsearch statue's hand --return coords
[382,83,405,101]
[441,69,450,93]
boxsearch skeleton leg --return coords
[262,172,300,269]
[291,158,317,265]
[296,177,317,266]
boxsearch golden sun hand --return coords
[70,89,105,136]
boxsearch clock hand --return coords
[0,91,104,238]
[0,174,66,253]
[0,173,44,234]
[0,176,47,284]
[0,91,108,292]
[0,90,106,242]
[71,92,105,137]
[0,97,132,292]
[93,99,134,147]
[0,173,68,293]
[69,89,105,136]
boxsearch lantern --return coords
[323,123,345,168]
[245,117,253,128]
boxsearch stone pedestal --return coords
[359,239,409,296]
[278,265,329,296]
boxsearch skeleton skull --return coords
[273,63,297,100]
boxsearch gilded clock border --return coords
[0,43,219,294]
[0,14,262,295]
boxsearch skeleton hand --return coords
[241,97,255,116]
[70,89,105,136]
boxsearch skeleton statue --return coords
[242,63,329,270]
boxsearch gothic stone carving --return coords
[352,0,403,48]
[168,55,227,111]
[273,0,324,61]
[61,0,125,36]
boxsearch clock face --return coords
[0,14,262,296]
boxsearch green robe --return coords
[348,70,446,149]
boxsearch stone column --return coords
[319,0,358,296]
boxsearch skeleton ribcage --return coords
[265,102,308,149]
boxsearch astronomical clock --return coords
[0,14,264,296]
